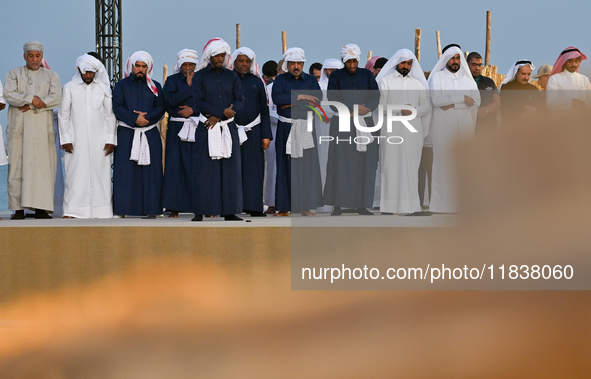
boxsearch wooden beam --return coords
[236,24,241,49]
[281,31,287,54]
[367,50,372,62]
[436,31,442,59]
[485,11,491,66]
[415,28,421,63]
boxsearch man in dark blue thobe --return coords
[231,47,272,217]
[271,47,323,216]
[112,51,165,217]
[324,44,380,215]
[190,38,244,221]
[162,49,198,217]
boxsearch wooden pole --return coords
[367,50,372,62]
[236,24,241,49]
[281,31,287,54]
[415,28,421,63]
[436,31,442,59]
[485,11,491,66]
[160,64,169,170]
[162,64,168,84]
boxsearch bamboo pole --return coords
[281,31,287,54]
[160,64,169,170]
[236,24,241,49]
[367,50,372,62]
[485,11,491,66]
[415,28,421,63]
[436,31,442,59]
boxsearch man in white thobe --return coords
[263,60,279,214]
[376,49,431,214]
[428,44,480,213]
[4,41,61,219]
[58,54,116,218]
[546,46,591,111]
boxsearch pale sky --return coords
[1,0,591,129]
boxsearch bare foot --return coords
[265,206,276,215]
[274,211,290,217]
[168,211,179,218]
[301,210,315,216]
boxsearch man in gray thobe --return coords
[4,41,61,219]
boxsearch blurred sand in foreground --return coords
[0,111,590,377]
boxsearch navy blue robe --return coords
[112,74,165,216]
[324,67,380,208]
[271,72,323,213]
[163,72,195,212]
[191,64,244,216]
[235,72,272,213]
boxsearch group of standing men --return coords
[265,42,591,216]
[1,39,273,221]
[1,40,589,220]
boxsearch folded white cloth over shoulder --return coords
[118,121,158,165]
[278,115,314,158]
[235,114,261,145]
[198,114,234,159]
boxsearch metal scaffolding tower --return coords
[95,0,122,86]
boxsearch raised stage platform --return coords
[0,212,455,303]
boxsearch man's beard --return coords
[396,67,409,76]
[447,63,460,73]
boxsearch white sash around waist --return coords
[118,121,158,165]
[170,117,190,122]
[334,111,374,152]
[196,114,234,160]
[277,115,314,158]
[235,114,261,145]
[176,117,199,143]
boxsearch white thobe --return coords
[0,81,7,166]
[263,82,278,207]
[4,66,61,211]
[429,69,480,213]
[58,79,117,218]
[546,70,591,110]
[316,78,334,213]
[378,72,431,213]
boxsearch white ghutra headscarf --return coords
[230,46,260,77]
[376,48,428,89]
[319,58,343,84]
[282,47,306,72]
[74,53,112,97]
[124,51,158,96]
[198,38,232,71]
[173,49,198,74]
[341,43,361,63]
[501,59,536,88]
[428,44,474,87]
